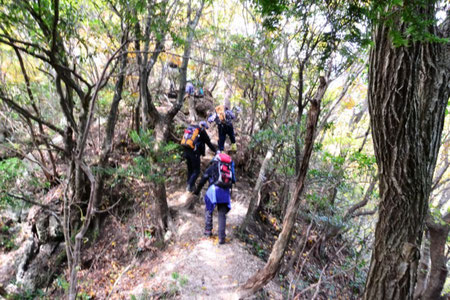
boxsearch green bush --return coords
[0,158,25,208]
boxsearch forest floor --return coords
[109,176,284,299]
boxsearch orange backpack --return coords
[215,105,226,123]
[181,125,200,149]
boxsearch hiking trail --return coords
[112,156,284,299]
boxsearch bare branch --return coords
[5,192,56,212]
[0,91,64,135]
[350,209,377,218]
[76,41,129,160]
[344,176,378,220]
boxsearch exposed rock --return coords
[1,185,66,294]
[195,96,214,119]
[14,241,64,292]
[15,237,39,289]
[49,215,63,240]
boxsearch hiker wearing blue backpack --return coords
[194,153,236,244]
[181,121,217,192]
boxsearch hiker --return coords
[194,153,236,244]
[208,105,237,152]
[181,121,217,192]
[185,81,195,96]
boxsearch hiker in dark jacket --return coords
[194,153,236,244]
[208,106,236,152]
[183,121,217,192]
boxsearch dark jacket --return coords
[208,109,235,126]
[190,128,216,156]
[195,160,236,194]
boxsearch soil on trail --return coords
[113,174,284,299]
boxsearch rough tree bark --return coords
[238,76,328,297]
[419,214,450,300]
[363,4,450,300]
[413,233,430,300]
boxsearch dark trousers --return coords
[184,149,201,190]
[218,124,236,151]
[205,204,229,241]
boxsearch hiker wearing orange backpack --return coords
[181,121,217,192]
[194,152,236,244]
[208,105,237,152]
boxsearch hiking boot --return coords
[230,143,237,152]
[219,238,225,244]
[204,230,212,237]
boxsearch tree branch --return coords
[0,92,64,135]
[344,176,378,220]
[5,192,57,213]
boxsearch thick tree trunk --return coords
[238,77,327,297]
[363,4,449,299]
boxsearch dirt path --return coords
[111,119,283,299]
[115,178,283,299]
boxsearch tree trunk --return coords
[363,4,450,299]
[136,5,153,130]
[152,119,171,234]
[166,0,205,121]
[187,94,198,122]
[153,176,170,238]
[294,61,305,175]
[94,34,129,219]
[241,72,292,232]
[420,215,450,300]
[238,76,327,297]
[413,233,430,300]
